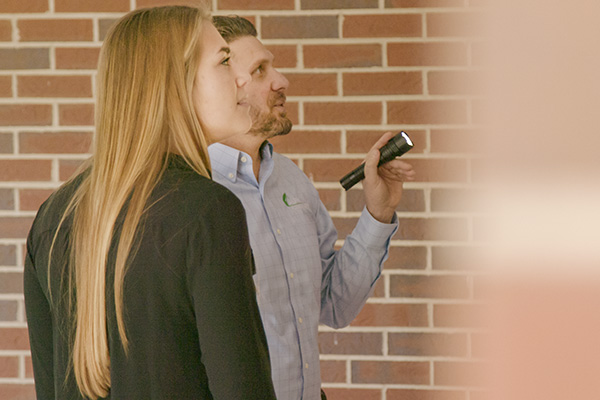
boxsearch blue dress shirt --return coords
[208,142,398,400]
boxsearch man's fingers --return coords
[380,161,416,181]
[369,131,395,152]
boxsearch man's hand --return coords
[362,131,416,223]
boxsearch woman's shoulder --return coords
[151,169,245,224]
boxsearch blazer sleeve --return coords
[23,232,56,399]
[186,189,276,399]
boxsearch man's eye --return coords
[221,57,230,66]
[253,65,264,75]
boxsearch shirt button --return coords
[276,229,281,234]
[305,363,309,369]
[298,317,303,324]
[241,156,247,163]
[228,172,234,179]
[290,273,294,279]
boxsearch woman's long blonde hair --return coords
[50,4,212,399]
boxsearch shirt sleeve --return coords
[186,190,276,399]
[318,203,399,328]
[23,232,56,399]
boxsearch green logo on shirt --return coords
[282,193,302,207]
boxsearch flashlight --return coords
[339,131,413,191]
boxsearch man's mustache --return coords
[268,92,286,108]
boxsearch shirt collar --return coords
[208,141,273,185]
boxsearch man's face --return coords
[228,36,292,139]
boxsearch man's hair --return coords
[213,15,257,42]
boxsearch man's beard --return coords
[248,91,293,139]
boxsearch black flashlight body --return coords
[339,131,413,191]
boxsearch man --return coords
[210,16,415,400]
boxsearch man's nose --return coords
[271,69,289,91]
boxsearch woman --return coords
[23,5,276,400]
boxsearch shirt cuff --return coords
[353,206,399,248]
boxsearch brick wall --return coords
[0,0,483,398]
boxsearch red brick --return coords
[434,303,485,328]
[0,104,52,126]
[0,133,13,153]
[59,159,86,181]
[390,274,470,299]
[428,70,486,95]
[0,0,48,12]
[470,41,488,66]
[396,217,469,241]
[262,16,338,39]
[0,20,11,41]
[387,389,467,400]
[344,71,422,96]
[136,0,203,6]
[346,129,427,154]
[468,391,490,400]
[19,131,92,154]
[217,0,294,9]
[56,0,128,12]
[317,189,341,211]
[58,103,95,126]
[318,332,383,355]
[388,100,468,124]
[0,328,29,350]
[304,158,365,183]
[305,102,382,125]
[0,160,52,181]
[430,128,481,153]
[0,189,14,210]
[0,75,11,97]
[352,360,429,384]
[304,44,382,68]
[386,0,464,7]
[0,384,36,399]
[98,18,118,41]
[323,388,381,400]
[469,98,489,124]
[266,45,297,68]
[402,158,468,183]
[282,101,299,126]
[434,361,488,387]
[432,246,481,271]
[19,189,53,211]
[18,75,92,98]
[302,0,378,9]
[351,303,428,327]
[0,245,17,265]
[346,188,425,213]
[331,217,358,238]
[389,332,468,357]
[56,47,100,69]
[0,356,18,378]
[18,19,93,42]
[431,188,473,212]
[0,48,50,70]
[270,130,341,154]
[388,42,468,66]
[0,300,19,321]
[427,12,485,38]
[286,73,337,96]
[0,218,34,239]
[320,360,346,383]
[344,14,422,38]
[470,332,491,359]
[372,277,385,297]
[25,356,34,378]
[386,246,427,270]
